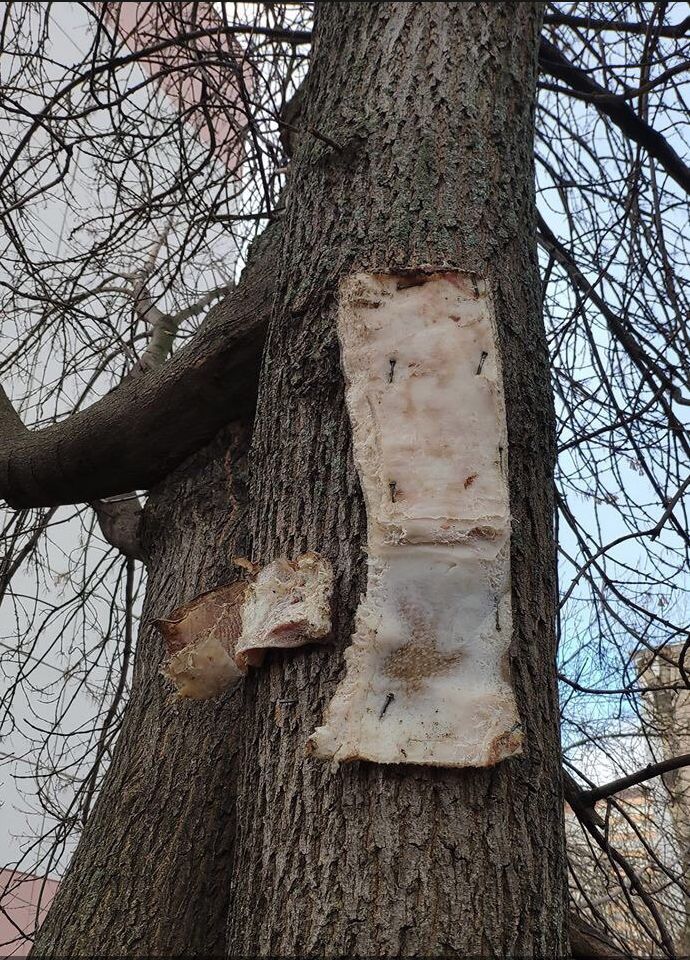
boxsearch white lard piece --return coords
[235,552,333,669]
[156,554,333,700]
[308,271,522,767]
[156,581,247,700]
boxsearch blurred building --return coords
[638,645,690,957]
[0,869,59,957]
[567,644,689,958]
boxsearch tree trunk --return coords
[227,3,568,957]
[31,423,250,957]
[33,4,568,957]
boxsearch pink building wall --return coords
[96,1,248,170]
[0,869,60,958]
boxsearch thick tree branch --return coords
[0,226,280,508]
[93,234,235,560]
[564,771,606,830]
[569,912,629,959]
[543,12,690,39]
[580,753,690,805]
[538,37,690,196]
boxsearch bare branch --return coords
[0,226,280,508]
[565,775,678,956]
[581,755,690,806]
[537,215,689,418]
[543,12,690,39]
[538,37,690,195]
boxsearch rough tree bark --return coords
[228,3,568,957]
[31,424,251,956]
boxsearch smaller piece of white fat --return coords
[235,552,333,669]
[155,581,247,701]
[308,271,521,768]
[162,634,244,701]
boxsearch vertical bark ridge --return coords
[229,3,567,957]
[32,424,251,957]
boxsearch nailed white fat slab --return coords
[308,271,521,768]
[339,271,509,548]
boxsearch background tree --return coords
[0,2,688,957]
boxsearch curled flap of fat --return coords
[235,552,333,669]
